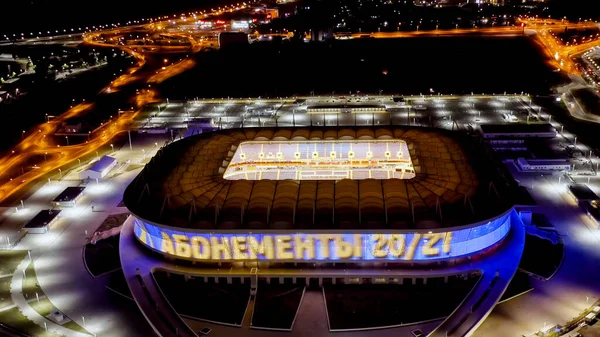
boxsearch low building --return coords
[516,158,572,172]
[79,156,117,180]
[52,186,86,207]
[24,209,62,234]
[306,104,386,114]
[480,124,557,139]
[568,184,600,203]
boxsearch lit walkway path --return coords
[8,171,155,336]
[2,137,167,337]
[473,174,600,337]
[120,208,526,337]
[10,254,90,337]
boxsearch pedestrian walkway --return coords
[2,162,155,337]
[10,255,90,337]
[474,174,600,337]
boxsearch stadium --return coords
[120,126,527,336]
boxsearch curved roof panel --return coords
[124,127,515,231]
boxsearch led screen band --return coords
[133,212,511,262]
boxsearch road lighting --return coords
[58,168,62,178]
[110,144,114,152]
[65,136,69,146]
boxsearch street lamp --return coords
[110,144,114,152]
[65,136,69,146]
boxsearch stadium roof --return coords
[124,127,516,231]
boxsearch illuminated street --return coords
[2,1,600,337]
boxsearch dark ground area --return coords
[0,56,135,156]
[519,234,564,279]
[159,36,566,98]
[252,284,304,330]
[572,88,600,116]
[323,274,481,330]
[153,271,250,326]
[500,271,534,302]
[535,96,600,154]
[83,234,122,277]
[106,269,133,300]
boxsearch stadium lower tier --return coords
[152,269,481,331]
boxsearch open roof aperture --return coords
[223,140,415,181]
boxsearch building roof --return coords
[517,158,571,167]
[24,209,61,229]
[307,104,384,110]
[480,123,556,135]
[124,127,517,231]
[52,187,85,203]
[569,184,599,201]
[88,156,116,173]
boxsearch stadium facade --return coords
[124,126,522,270]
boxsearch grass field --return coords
[0,307,64,337]
[0,277,14,309]
[21,261,92,335]
[22,261,42,301]
[95,213,129,233]
[0,251,64,337]
[0,251,27,276]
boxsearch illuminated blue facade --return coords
[133,210,513,263]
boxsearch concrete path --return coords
[474,173,600,337]
[10,254,90,337]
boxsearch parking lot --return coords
[135,94,545,131]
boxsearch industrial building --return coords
[516,158,572,172]
[24,209,62,234]
[480,124,557,139]
[79,156,117,180]
[52,186,86,207]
